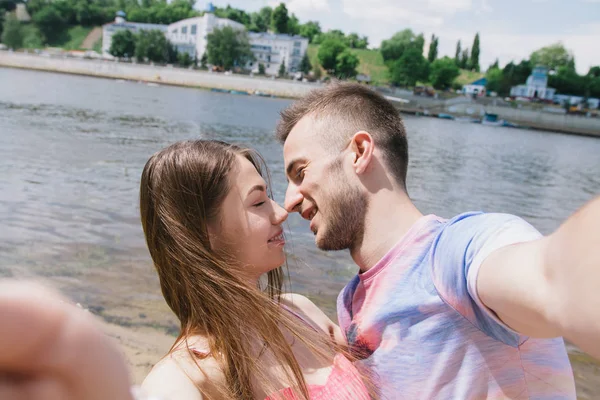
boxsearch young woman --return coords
[139,140,372,400]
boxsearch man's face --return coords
[283,116,368,251]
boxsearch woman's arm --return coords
[281,293,346,346]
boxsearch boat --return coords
[211,88,229,93]
[480,113,518,128]
[229,90,249,95]
[437,113,455,120]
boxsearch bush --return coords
[1,14,22,49]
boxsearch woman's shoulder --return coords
[279,293,346,345]
[141,337,225,400]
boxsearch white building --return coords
[247,32,308,76]
[510,66,556,101]
[166,13,245,60]
[462,77,487,97]
[102,11,167,57]
[101,5,309,74]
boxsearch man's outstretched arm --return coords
[477,195,600,358]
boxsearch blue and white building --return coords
[101,3,308,75]
[247,32,308,76]
[510,66,556,101]
[166,13,245,59]
[462,77,487,96]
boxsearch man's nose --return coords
[284,182,303,213]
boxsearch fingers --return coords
[0,281,69,371]
[0,280,134,400]
[0,375,67,400]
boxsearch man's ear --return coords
[348,131,374,175]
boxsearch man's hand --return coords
[0,280,134,400]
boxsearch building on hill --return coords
[102,11,167,57]
[247,32,308,76]
[462,77,487,97]
[166,11,245,60]
[101,3,308,73]
[510,66,556,101]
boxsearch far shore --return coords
[1,50,599,138]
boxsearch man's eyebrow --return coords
[246,184,266,197]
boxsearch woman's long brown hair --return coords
[139,140,360,399]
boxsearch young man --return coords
[278,82,599,399]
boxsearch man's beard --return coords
[316,170,368,252]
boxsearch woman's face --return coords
[209,155,288,280]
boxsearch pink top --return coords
[264,305,371,400]
[190,305,371,400]
[264,353,371,400]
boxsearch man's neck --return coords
[350,190,423,272]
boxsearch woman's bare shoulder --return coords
[141,337,225,400]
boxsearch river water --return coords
[1,67,599,325]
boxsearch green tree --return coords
[135,29,173,63]
[109,29,136,58]
[390,47,429,87]
[0,0,17,37]
[356,35,368,49]
[427,34,438,63]
[380,29,424,64]
[33,4,67,43]
[299,21,321,43]
[549,66,586,96]
[279,60,286,77]
[313,29,346,46]
[288,13,300,35]
[299,52,311,74]
[22,25,43,48]
[470,33,480,72]
[485,67,503,94]
[24,0,48,17]
[206,25,253,70]
[317,37,346,72]
[250,6,271,32]
[271,2,289,34]
[1,13,22,49]
[588,66,600,79]
[489,58,499,70]
[335,49,359,79]
[460,48,469,69]
[178,52,193,67]
[530,43,574,72]
[429,57,460,90]
[346,32,360,48]
[258,62,265,75]
[214,5,251,27]
[454,40,461,65]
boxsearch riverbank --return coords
[0,51,318,98]
[2,51,599,137]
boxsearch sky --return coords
[199,0,600,75]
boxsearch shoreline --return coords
[1,51,599,138]
[0,51,318,99]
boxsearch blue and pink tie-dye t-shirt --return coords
[337,212,576,399]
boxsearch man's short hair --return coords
[276,82,409,188]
